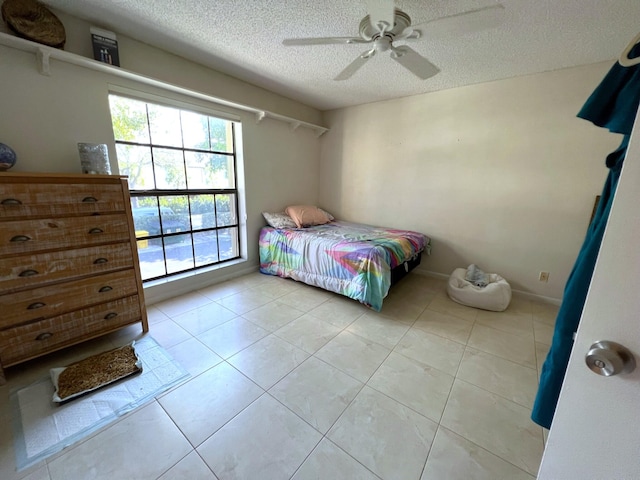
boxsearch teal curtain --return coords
[532,44,640,429]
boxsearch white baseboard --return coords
[510,290,562,306]
[413,268,562,306]
[144,262,260,305]
[413,269,449,281]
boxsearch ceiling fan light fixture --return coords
[374,36,392,52]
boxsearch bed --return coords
[259,220,430,311]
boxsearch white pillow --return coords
[262,212,297,229]
[318,208,335,221]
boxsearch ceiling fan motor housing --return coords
[359,9,412,40]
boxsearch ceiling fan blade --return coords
[391,46,440,80]
[334,50,376,81]
[365,0,395,31]
[283,37,367,46]
[420,4,505,38]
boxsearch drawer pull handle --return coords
[104,312,118,320]
[99,286,113,293]
[19,269,39,277]
[1,198,22,205]
[10,235,31,242]
[93,257,108,264]
[82,196,98,203]
[27,302,46,310]
[89,228,104,234]
[35,332,53,341]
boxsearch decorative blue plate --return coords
[0,143,17,171]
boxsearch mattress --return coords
[259,220,429,311]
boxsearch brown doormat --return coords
[50,342,142,403]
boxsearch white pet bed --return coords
[447,268,512,312]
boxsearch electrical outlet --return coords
[539,271,550,283]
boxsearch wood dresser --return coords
[0,173,148,384]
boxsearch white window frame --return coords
[108,86,246,282]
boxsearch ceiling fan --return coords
[282,0,505,81]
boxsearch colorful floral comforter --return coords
[259,221,429,311]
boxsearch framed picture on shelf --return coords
[90,27,120,66]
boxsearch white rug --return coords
[10,336,189,471]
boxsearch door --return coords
[537,112,640,477]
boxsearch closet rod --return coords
[0,31,329,137]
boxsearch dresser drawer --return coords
[0,243,135,294]
[0,295,143,366]
[0,215,130,257]
[0,269,139,329]
[0,182,125,218]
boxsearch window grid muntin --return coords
[111,95,240,281]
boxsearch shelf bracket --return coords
[315,128,328,138]
[255,111,266,124]
[290,121,301,131]
[37,48,51,76]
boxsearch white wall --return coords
[319,63,622,299]
[1,10,622,301]
[0,13,321,303]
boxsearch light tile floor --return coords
[0,272,559,480]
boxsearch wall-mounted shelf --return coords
[0,31,329,137]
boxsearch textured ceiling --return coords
[42,0,640,111]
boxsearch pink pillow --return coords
[285,205,332,228]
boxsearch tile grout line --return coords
[419,314,478,476]
[433,424,537,479]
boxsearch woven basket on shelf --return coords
[1,0,66,48]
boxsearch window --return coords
[109,94,240,281]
